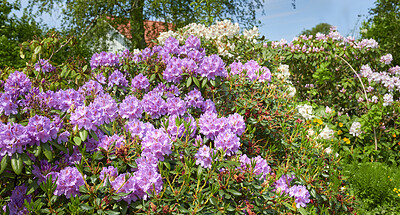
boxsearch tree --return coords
[361,0,400,65]
[28,0,266,50]
[0,0,43,68]
[300,23,331,36]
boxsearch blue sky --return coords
[16,0,377,41]
[258,0,376,40]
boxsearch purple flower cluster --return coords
[119,95,143,120]
[4,185,31,214]
[53,167,86,199]
[99,166,118,183]
[141,90,167,119]
[26,115,58,145]
[131,73,150,90]
[32,160,58,183]
[126,119,154,140]
[194,145,213,168]
[227,113,246,136]
[108,70,128,88]
[35,59,56,73]
[185,88,204,109]
[274,174,296,194]
[90,51,120,69]
[0,92,18,115]
[141,128,172,161]
[273,174,311,208]
[79,80,104,97]
[360,64,400,92]
[288,185,311,208]
[98,134,125,151]
[199,111,245,147]
[198,111,227,140]
[239,154,271,180]
[70,93,118,130]
[0,122,29,157]
[4,71,32,98]
[214,130,240,156]
[166,96,187,116]
[197,54,227,80]
[229,60,271,82]
[105,155,162,203]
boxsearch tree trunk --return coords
[130,0,146,49]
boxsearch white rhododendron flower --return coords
[318,126,334,140]
[349,122,362,137]
[297,104,313,120]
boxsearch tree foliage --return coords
[300,23,331,36]
[28,0,265,51]
[0,0,43,68]
[361,0,400,65]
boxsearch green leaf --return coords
[90,130,99,141]
[104,211,120,215]
[298,207,309,215]
[227,189,242,196]
[0,155,8,175]
[74,136,82,146]
[80,204,94,211]
[193,77,200,88]
[11,153,23,175]
[186,76,192,88]
[42,143,53,161]
[79,130,89,142]
[21,153,32,166]
[34,46,42,55]
[210,196,217,206]
[201,78,207,88]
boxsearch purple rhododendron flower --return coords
[98,134,125,151]
[141,91,167,119]
[54,167,85,199]
[239,155,270,180]
[108,69,128,88]
[6,185,31,215]
[199,111,226,140]
[90,51,120,69]
[99,166,118,182]
[26,115,53,145]
[197,54,227,80]
[185,88,204,109]
[214,130,240,156]
[227,113,246,136]
[274,174,296,195]
[78,80,104,97]
[35,59,56,73]
[119,95,143,120]
[141,128,171,161]
[4,71,32,99]
[32,160,57,184]
[131,73,150,90]
[201,99,217,113]
[0,122,30,157]
[195,145,213,168]
[184,35,201,50]
[166,96,187,116]
[288,185,311,208]
[0,93,18,115]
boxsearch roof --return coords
[107,17,175,46]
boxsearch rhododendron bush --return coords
[0,22,365,214]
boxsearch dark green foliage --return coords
[0,0,43,68]
[300,23,332,36]
[361,0,400,65]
